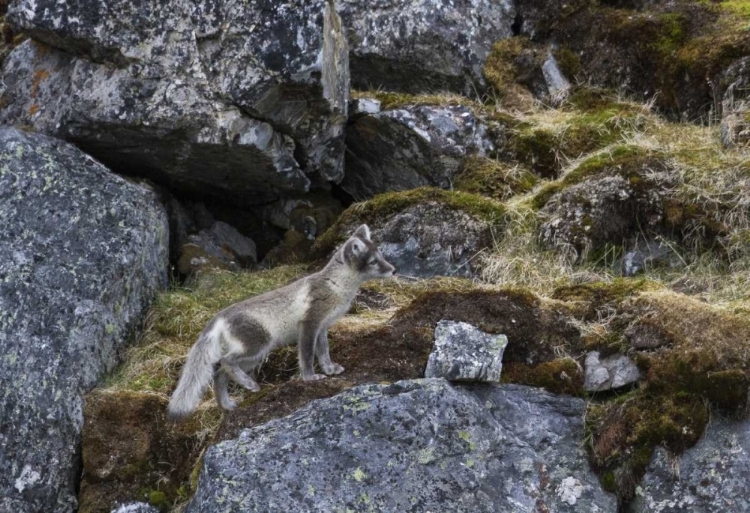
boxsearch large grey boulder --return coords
[0,128,169,513]
[630,416,750,512]
[426,321,508,382]
[2,0,349,204]
[188,380,616,512]
[342,103,496,201]
[371,202,494,278]
[338,0,515,94]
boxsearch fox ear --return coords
[348,238,364,256]
[353,224,371,240]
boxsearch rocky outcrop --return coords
[342,103,496,200]
[584,351,640,392]
[514,1,750,119]
[338,0,515,94]
[178,221,257,275]
[425,321,508,382]
[1,0,349,205]
[316,189,501,278]
[0,127,169,513]
[540,173,667,258]
[188,379,616,512]
[630,416,750,512]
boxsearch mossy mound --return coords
[79,391,219,513]
[505,107,650,178]
[454,155,538,201]
[312,187,506,259]
[533,1,750,118]
[555,282,750,503]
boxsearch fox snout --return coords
[380,259,397,277]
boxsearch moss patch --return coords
[529,145,663,209]
[503,359,584,396]
[454,155,538,201]
[506,109,650,178]
[79,391,220,513]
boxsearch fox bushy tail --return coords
[167,324,223,421]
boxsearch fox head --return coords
[343,224,396,280]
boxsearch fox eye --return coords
[367,257,376,265]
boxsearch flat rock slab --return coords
[188,379,616,512]
[630,416,750,512]
[425,320,508,382]
[584,351,640,392]
[0,127,169,512]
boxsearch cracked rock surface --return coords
[187,379,616,512]
[1,0,349,205]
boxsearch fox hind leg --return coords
[213,368,237,411]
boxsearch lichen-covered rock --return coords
[188,380,616,512]
[620,239,681,277]
[338,0,515,94]
[342,104,496,200]
[630,416,750,513]
[0,40,306,205]
[540,174,667,258]
[584,351,640,392]
[110,503,160,513]
[178,221,257,275]
[425,321,508,382]
[375,203,494,278]
[2,0,349,203]
[542,55,572,101]
[0,127,169,513]
[315,188,503,277]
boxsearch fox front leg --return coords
[299,321,326,382]
[316,329,344,376]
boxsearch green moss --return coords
[148,490,168,508]
[507,113,647,180]
[454,155,538,201]
[587,392,708,501]
[502,359,584,396]
[719,0,750,18]
[506,126,559,178]
[528,146,661,209]
[600,471,617,494]
[554,47,581,78]
[313,187,506,258]
[483,37,530,92]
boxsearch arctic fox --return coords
[167,224,395,420]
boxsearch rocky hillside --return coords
[1,0,749,512]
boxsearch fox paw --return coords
[221,399,237,411]
[302,373,327,382]
[322,362,345,375]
